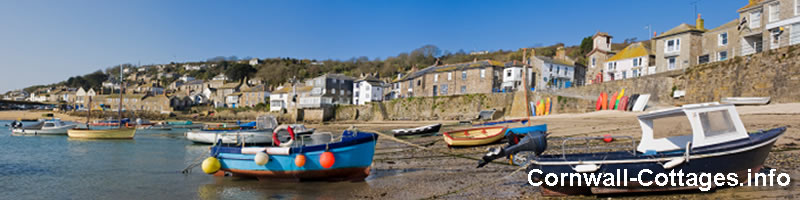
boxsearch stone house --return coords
[74,88,96,110]
[270,84,312,111]
[738,0,800,55]
[92,94,173,113]
[395,60,504,98]
[653,15,707,73]
[179,79,205,93]
[528,47,581,90]
[353,76,385,105]
[240,84,270,107]
[301,73,355,107]
[700,19,740,64]
[585,32,616,84]
[603,42,655,81]
[214,82,242,108]
[169,95,193,111]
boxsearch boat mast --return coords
[118,65,123,128]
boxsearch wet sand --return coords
[322,103,800,199]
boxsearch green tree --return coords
[226,63,257,82]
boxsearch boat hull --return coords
[12,124,77,135]
[67,128,136,139]
[186,130,273,144]
[526,127,785,195]
[212,131,378,181]
[392,124,442,137]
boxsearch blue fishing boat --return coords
[504,123,547,145]
[205,130,379,181]
[478,103,786,195]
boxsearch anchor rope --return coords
[181,148,211,174]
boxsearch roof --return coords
[355,76,383,84]
[606,42,652,62]
[534,56,575,67]
[272,84,311,94]
[243,84,268,92]
[398,60,505,82]
[592,32,612,39]
[184,79,204,85]
[318,73,355,80]
[738,0,765,11]
[653,23,706,39]
[219,82,240,89]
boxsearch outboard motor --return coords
[477,131,547,168]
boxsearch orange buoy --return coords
[603,134,613,143]
[295,154,306,167]
[320,152,335,168]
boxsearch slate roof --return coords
[653,23,706,39]
[397,60,505,82]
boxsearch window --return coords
[461,86,466,93]
[417,79,421,86]
[440,84,448,95]
[699,55,710,64]
[480,69,486,78]
[556,66,560,74]
[719,32,728,46]
[668,57,677,70]
[434,74,439,82]
[633,69,640,77]
[461,71,467,80]
[665,38,680,53]
[699,110,737,138]
[447,72,452,80]
[506,70,512,77]
[332,89,336,95]
[796,0,800,16]
[591,57,596,68]
[751,11,762,28]
[770,3,780,22]
[633,58,639,67]
[718,51,728,61]
[622,71,627,79]
[549,64,553,72]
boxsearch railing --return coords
[551,135,637,159]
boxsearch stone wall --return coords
[678,46,800,103]
[375,93,514,121]
[554,70,680,106]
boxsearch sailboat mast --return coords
[118,65,123,128]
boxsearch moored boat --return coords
[203,130,379,181]
[12,119,77,135]
[478,102,787,195]
[473,119,528,126]
[443,126,506,147]
[186,116,278,145]
[67,128,136,139]
[392,123,442,137]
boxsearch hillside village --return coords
[2,0,794,119]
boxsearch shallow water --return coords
[0,120,371,199]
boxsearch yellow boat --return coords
[443,126,506,147]
[67,128,136,139]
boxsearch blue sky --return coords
[0,0,744,93]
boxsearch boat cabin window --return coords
[44,123,55,127]
[699,110,737,138]
[652,115,693,139]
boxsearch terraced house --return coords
[528,47,584,90]
[394,60,504,98]
[653,15,706,73]
[738,0,800,55]
[603,42,655,81]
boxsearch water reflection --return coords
[196,176,371,200]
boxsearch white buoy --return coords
[254,151,269,166]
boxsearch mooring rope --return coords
[181,148,211,174]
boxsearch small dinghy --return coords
[202,130,379,181]
[392,123,442,137]
[12,119,77,136]
[443,126,506,147]
[478,102,786,195]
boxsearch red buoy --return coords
[603,134,613,143]
[295,154,306,167]
[320,152,335,168]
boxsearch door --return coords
[432,85,438,97]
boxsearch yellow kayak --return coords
[67,128,136,139]
[443,126,506,147]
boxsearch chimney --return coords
[696,13,704,30]
[473,57,478,63]
[653,31,657,37]
[434,58,440,66]
[555,46,566,60]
